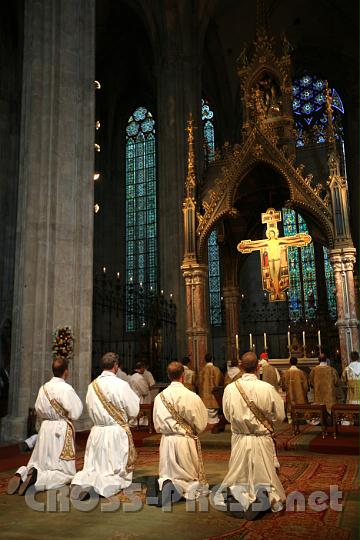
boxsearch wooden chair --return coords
[331,404,359,439]
[136,403,154,434]
[291,403,328,438]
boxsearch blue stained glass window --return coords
[126,107,157,331]
[282,208,318,321]
[202,98,222,325]
[292,73,344,147]
[323,247,337,320]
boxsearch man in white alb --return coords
[116,359,130,383]
[214,351,285,519]
[152,361,208,505]
[129,361,151,425]
[71,352,139,498]
[7,357,83,495]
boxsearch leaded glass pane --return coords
[125,106,158,331]
[283,208,318,321]
[292,73,344,147]
[323,247,337,320]
[202,98,222,326]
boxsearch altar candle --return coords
[249,333,253,350]
[302,330,306,352]
[317,330,321,347]
[235,334,239,357]
[263,332,267,350]
[287,331,291,350]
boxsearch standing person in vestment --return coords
[71,352,139,498]
[151,361,208,505]
[224,359,242,387]
[129,361,151,404]
[309,355,339,413]
[214,352,285,519]
[181,356,196,392]
[282,356,308,410]
[199,353,224,426]
[259,352,281,389]
[143,362,158,402]
[7,357,83,495]
[116,359,130,383]
[341,351,359,404]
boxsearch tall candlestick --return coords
[263,332,267,350]
[235,334,239,357]
[317,329,321,352]
[249,333,253,350]
[302,330,306,356]
[287,331,291,351]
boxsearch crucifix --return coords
[237,208,312,301]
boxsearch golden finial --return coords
[256,0,269,37]
[325,82,335,145]
[185,113,197,198]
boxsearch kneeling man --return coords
[8,357,83,495]
[215,352,285,518]
[71,352,139,498]
[152,361,208,504]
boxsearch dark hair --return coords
[135,361,145,370]
[167,361,184,381]
[240,351,258,373]
[52,357,69,377]
[290,356,298,366]
[101,352,119,371]
[350,351,359,362]
[205,353,213,363]
[181,356,190,366]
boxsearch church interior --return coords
[0,0,358,539]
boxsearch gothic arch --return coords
[196,128,334,262]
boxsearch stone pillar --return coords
[222,286,240,363]
[182,265,209,375]
[330,248,359,368]
[1,0,95,441]
[156,6,201,358]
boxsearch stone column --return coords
[1,0,95,441]
[155,6,202,358]
[182,265,209,374]
[222,286,240,363]
[330,248,359,368]
[342,248,359,354]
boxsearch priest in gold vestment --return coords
[282,357,308,407]
[199,353,224,424]
[181,356,196,392]
[341,351,359,404]
[310,356,339,413]
[259,352,281,389]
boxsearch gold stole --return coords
[91,379,137,471]
[234,380,277,454]
[42,384,75,461]
[160,392,207,485]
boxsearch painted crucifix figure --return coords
[237,208,312,301]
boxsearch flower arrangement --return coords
[52,326,74,359]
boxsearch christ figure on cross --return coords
[237,208,312,301]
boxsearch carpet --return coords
[0,447,358,540]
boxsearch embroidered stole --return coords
[234,380,277,453]
[91,379,137,471]
[160,392,207,485]
[42,384,75,461]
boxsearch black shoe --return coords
[18,467,37,496]
[243,491,270,521]
[159,480,183,508]
[145,476,161,506]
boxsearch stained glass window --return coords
[282,208,317,321]
[126,106,157,331]
[292,74,344,147]
[323,247,337,320]
[202,98,222,325]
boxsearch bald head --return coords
[240,351,259,373]
[167,361,184,382]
